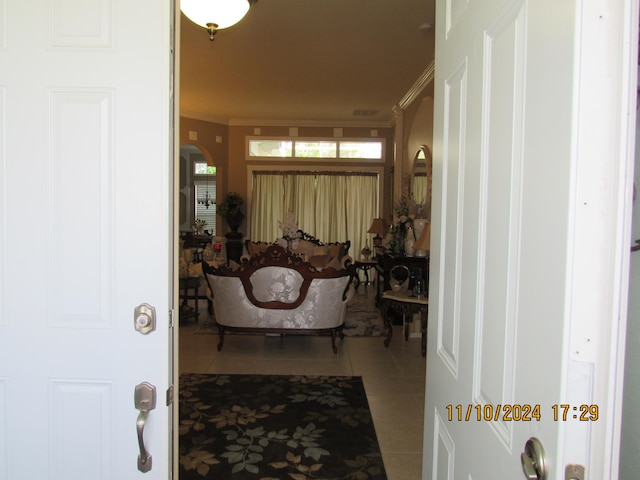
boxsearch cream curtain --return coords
[315,174,347,243]
[345,175,377,258]
[250,171,378,259]
[251,174,286,242]
[413,174,428,208]
[287,174,317,234]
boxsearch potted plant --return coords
[218,192,244,233]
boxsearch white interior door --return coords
[0,1,174,478]
[424,0,637,478]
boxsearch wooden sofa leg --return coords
[217,325,225,351]
[331,329,338,354]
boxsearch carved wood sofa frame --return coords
[202,245,355,353]
[244,231,351,257]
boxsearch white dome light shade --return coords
[181,0,250,30]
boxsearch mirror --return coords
[412,145,432,220]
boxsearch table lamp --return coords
[367,218,388,247]
[414,222,431,257]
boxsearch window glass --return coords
[248,140,293,157]
[248,138,383,160]
[194,162,216,175]
[194,179,216,235]
[294,141,337,158]
[193,162,217,234]
[339,141,383,159]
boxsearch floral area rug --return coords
[179,374,387,479]
[194,291,385,337]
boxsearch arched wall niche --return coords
[394,95,434,220]
[411,145,432,220]
[406,96,434,179]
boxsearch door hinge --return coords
[169,309,175,328]
[166,385,174,406]
[565,464,585,480]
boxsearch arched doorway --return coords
[179,144,217,237]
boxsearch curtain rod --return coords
[252,170,378,177]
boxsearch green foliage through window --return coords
[194,162,216,175]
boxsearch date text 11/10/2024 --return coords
[445,404,599,422]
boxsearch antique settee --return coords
[202,245,355,353]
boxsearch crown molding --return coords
[398,60,435,110]
[180,110,231,125]
[227,117,393,128]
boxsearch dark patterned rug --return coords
[179,374,387,479]
[194,291,385,337]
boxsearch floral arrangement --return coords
[386,193,420,256]
[277,211,302,249]
[393,193,414,221]
[192,218,206,234]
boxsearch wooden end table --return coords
[354,259,378,288]
[381,290,429,356]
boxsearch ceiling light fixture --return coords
[181,0,258,41]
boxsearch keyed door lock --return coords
[134,303,156,334]
[521,437,547,480]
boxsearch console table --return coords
[381,290,429,356]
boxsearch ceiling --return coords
[179,0,436,126]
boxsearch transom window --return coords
[194,162,217,175]
[248,138,383,160]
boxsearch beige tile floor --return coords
[178,293,426,480]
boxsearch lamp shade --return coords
[414,222,431,256]
[367,218,388,236]
[181,0,251,30]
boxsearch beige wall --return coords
[179,116,229,171]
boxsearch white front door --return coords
[424,0,636,478]
[0,1,174,478]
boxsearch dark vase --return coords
[225,212,244,233]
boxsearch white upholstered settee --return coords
[202,245,355,353]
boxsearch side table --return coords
[179,276,201,322]
[381,290,429,356]
[354,259,378,288]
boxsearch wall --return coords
[179,116,229,171]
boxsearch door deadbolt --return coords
[134,303,156,334]
[521,437,547,480]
